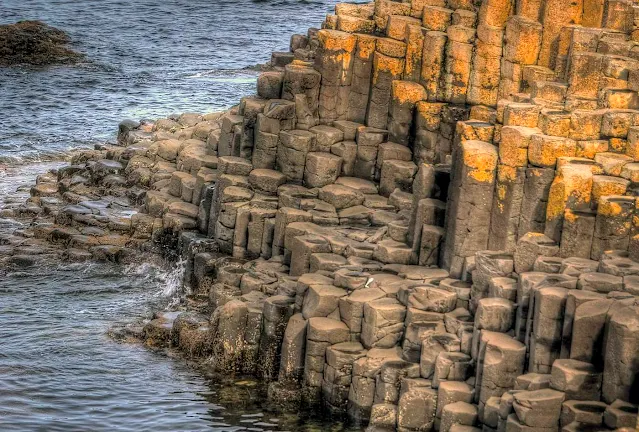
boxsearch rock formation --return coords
[2,1,639,431]
[0,20,84,66]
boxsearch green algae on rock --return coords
[0,20,84,66]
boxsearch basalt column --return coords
[443,140,498,277]
[315,30,356,125]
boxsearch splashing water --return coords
[0,0,371,429]
[124,257,188,303]
[161,258,187,299]
[0,0,341,159]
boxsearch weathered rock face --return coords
[4,0,639,430]
[0,21,84,66]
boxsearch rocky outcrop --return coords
[2,1,639,431]
[0,21,84,66]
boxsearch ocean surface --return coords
[0,1,360,430]
[1,0,340,161]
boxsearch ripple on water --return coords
[0,0,368,429]
[0,0,340,158]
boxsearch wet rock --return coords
[0,21,84,66]
[143,311,181,348]
[172,312,212,357]
[91,159,124,181]
[258,295,294,379]
[322,341,367,411]
[31,182,59,197]
[8,8,639,431]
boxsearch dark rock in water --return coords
[243,62,278,72]
[0,20,84,66]
[118,119,141,143]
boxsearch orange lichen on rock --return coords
[372,52,405,83]
[576,140,609,159]
[545,164,593,221]
[335,3,374,19]
[317,29,357,53]
[597,195,634,219]
[337,16,375,34]
[498,164,519,183]
[355,34,377,61]
[376,37,407,58]
[391,80,427,106]
[528,134,577,168]
[563,208,578,223]
[591,175,630,204]
[386,15,421,41]
[403,24,425,81]
[499,126,538,167]
[462,140,498,183]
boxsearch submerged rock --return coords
[0,20,84,66]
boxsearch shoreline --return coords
[2,1,639,431]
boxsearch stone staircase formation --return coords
[11,0,639,430]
